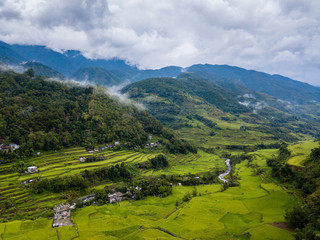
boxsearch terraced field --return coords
[0,149,297,240]
[0,148,157,220]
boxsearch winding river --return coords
[218,158,231,183]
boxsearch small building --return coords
[26,166,38,174]
[114,142,120,146]
[37,152,41,155]
[79,157,86,162]
[108,192,124,203]
[21,179,33,184]
[9,143,19,150]
[148,135,152,140]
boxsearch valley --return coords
[0,44,320,239]
[0,147,297,240]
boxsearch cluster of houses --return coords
[108,192,124,203]
[52,203,76,228]
[86,142,122,154]
[0,143,19,152]
[85,138,160,153]
[144,142,160,149]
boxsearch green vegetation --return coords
[1,67,319,240]
[266,141,320,239]
[287,140,319,167]
[23,61,66,79]
[0,149,297,239]
[72,67,123,86]
[149,154,168,169]
[0,147,159,221]
[122,76,319,152]
[0,70,194,163]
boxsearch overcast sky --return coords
[0,0,319,86]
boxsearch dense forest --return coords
[0,70,195,161]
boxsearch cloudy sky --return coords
[0,0,320,85]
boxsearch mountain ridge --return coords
[0,41,319,104]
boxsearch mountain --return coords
[23,61,66,79]
[187,64,320,104]
[0,70,194,157]
[0,41,25,65]
[72,67,122,86]
[129,66,183,82]
[122,76,247,114]
[122,75,320,147]
[0,41,136,78]
[1,41,320,106]
[9,45,136,76]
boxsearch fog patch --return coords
[103,81,146,111]
[0,63,24,73]
[243,93,256,99]
[239,100,268,112]
[238,100,250,107]
[48,77,94,88]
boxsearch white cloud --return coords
[0,0,320,85]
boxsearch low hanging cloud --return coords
[103,81,146,111]
[49,77,146,110]
[0,0,320,85]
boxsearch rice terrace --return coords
[0,143,307,239]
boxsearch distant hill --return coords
[0,41,25,65]
[122,76,247,114]
[9,44,136,76]
[72,67,122,86]
[122,76,320,144]
[23,61,66,79]
[129,66,183,82]
[187,64,320,104]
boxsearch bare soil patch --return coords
[269,222,296,232]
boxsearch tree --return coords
[25,68,34,78]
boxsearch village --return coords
[52,190,136,228]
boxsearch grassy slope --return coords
[0,148,296,240]
[287,140,319,167]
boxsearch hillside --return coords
[123,76,320,149]
[0,70,193,161]
[23,61,66,79]
[71,67,123,86]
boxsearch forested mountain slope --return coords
[0,70,193,160]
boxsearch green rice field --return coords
[0,147,297,239]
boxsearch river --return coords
[218,158,231,183]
